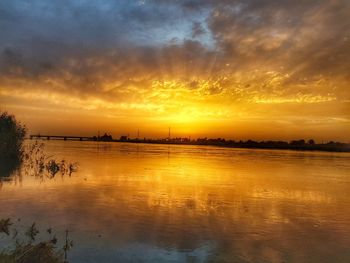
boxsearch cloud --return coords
[0,0,349,138]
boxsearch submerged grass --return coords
[0,243,63,263]
[21,141,78,180]
[0,218,73,263]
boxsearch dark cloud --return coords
[191,22,206,38]
[206,0,350,77]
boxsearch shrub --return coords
[0,112,26,176]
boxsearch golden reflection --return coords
[1,142,350,261]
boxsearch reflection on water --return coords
[1,141,350,262]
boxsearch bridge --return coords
[30,134,94,141]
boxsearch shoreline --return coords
[26,137,350,153]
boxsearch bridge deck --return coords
[30,135,94,141]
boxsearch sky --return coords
[0,0,349,141]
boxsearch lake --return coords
[1,141,350,262]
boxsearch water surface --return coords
[1,141,350,262]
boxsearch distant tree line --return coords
[124,137,349,152]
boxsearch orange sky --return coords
[0,0,349,141]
